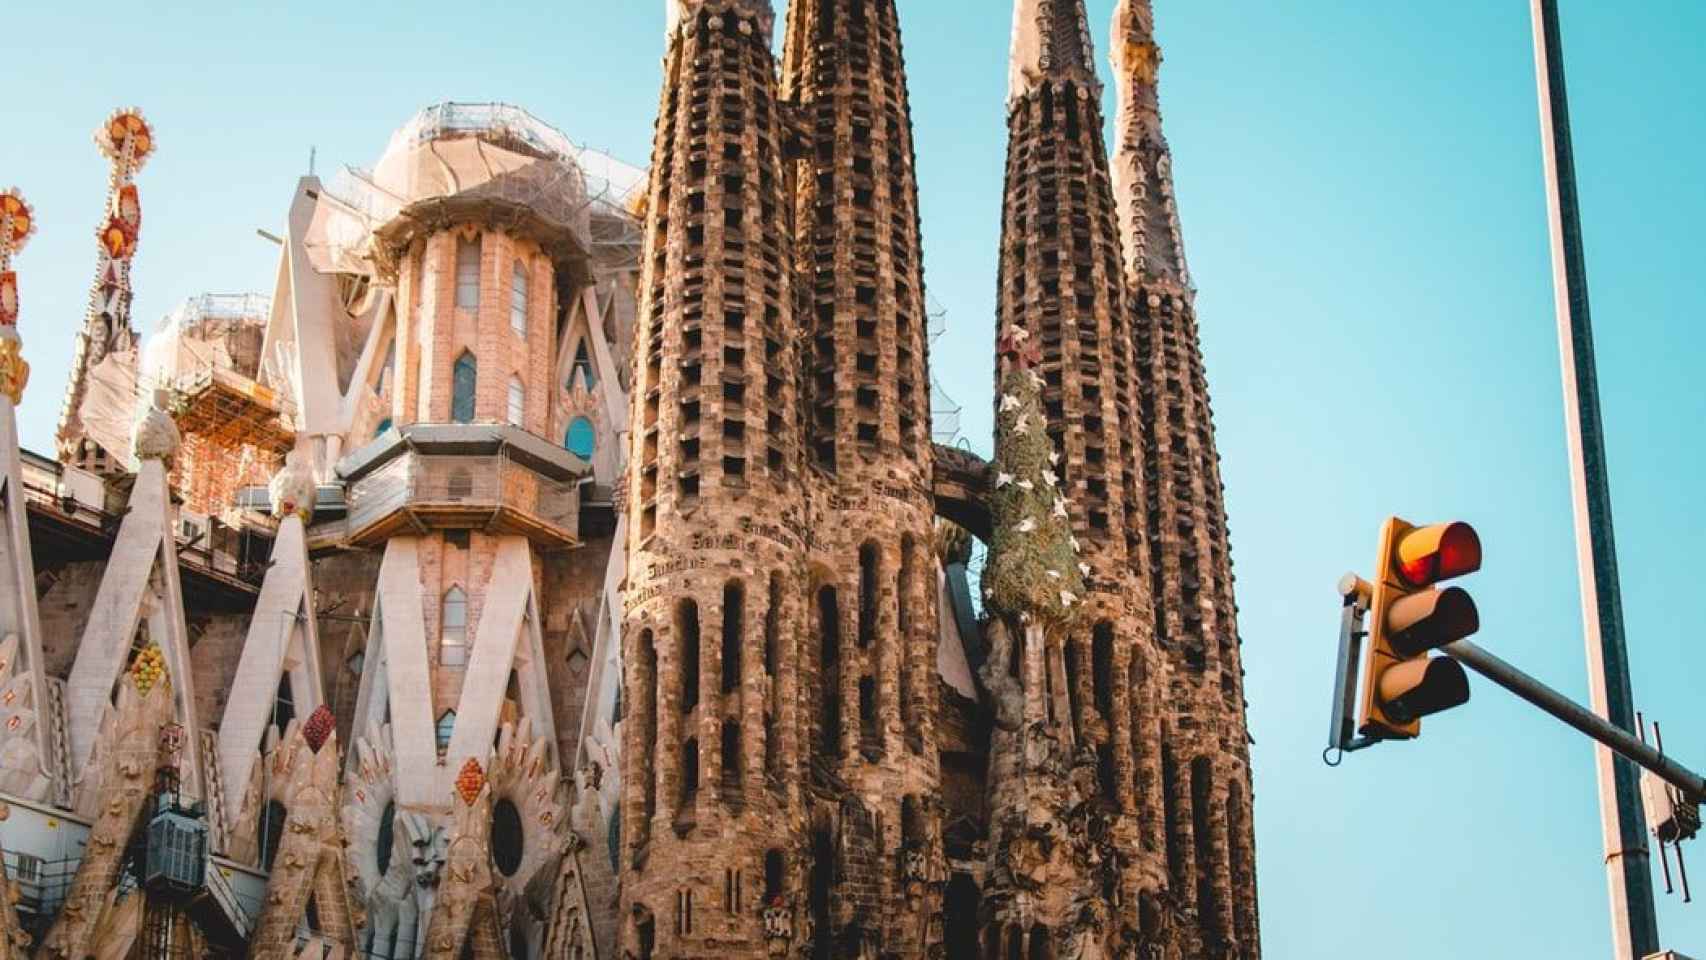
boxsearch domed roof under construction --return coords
[367,103,597,274]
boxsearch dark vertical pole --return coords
[1528,3,1659,958]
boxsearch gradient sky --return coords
[4,2,1705,956]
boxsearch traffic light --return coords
[1359,518,1482,739]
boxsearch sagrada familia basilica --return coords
[0,0,1257,957]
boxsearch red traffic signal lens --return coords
[1396,522,1482,587]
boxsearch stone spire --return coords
[1113,2,1261,955]
[57,109,153,473]
[620,1,807,955]
[780,1,947,953]
[1008,0,1100,104]
[1111,0,1190,290]
[985,0,1163,954]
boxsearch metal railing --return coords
[346,451,577,537]
[3,848,78,932]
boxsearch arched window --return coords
[1162,745,1183,886]
[679,600,700,713]
[945,874,981,960]
[858,676,878,754]
[441,586,468,666]
[1092,622,1115,720]
[722,580,743,694]
[682,738,700,804]
[270,675,295,738]
[764,573,781,679]
[455,236,481,309]
[566,416,596,459]
[764,850,785,899]
[259,799,288,871]
[721,720,742,792]
[817,586,841,758]
[857,543,879,650]
[1028,925,1052,960]
[435,710,457,752]
[1192,757,1219,931]
[570,339,598,391]
[507,376,525,427]
[451,351,477,423]
[1228,783,1253,948]
[510,261,529,335]
[639,629,658,819]
[810,831,835,960]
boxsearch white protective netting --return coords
[317,103,646,273]
[141,293,272,388]
[927,293,963,446]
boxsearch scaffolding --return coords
[926,293,964,446]
[317,102,646,279]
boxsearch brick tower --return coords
[1112,0,1260,954]
[983,0,1165,954]
[779,0,947,953]
[619,2,809,955]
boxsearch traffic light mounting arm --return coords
[1327,570,1706,804]
[1441,638,1706,805]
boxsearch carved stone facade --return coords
[0,2,1256,959]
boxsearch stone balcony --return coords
[338,424,587,549]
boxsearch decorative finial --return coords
[269,449,317,522]
[86,107,151,331]
[130,644,168,696]
[454,757,487,806]
[1009,0,1099,104]
[0,188,33,403]
[132,390,181,464]
[664,0,774,43]
[302,704,336,753]
[95,109,155,172]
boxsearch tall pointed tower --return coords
[57,111,152,474]
[985,0,1166,954]
[1113,0,1260,954]
[620,2,808,955]
[779,0,946,953]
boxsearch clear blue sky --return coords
[5,2,1705,956]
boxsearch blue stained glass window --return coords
[436,710,457,751]
[570,340,597,390]
[451,352,477,423]
[566,417,596,459]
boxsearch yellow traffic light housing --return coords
[1359,518,1482,739]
